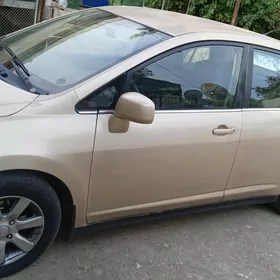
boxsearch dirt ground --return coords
[6,205,280,280]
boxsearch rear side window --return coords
[250,49,280,108]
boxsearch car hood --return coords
[0,80,38,117]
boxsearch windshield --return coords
[0,9,170,94]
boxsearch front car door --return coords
[85,42,246,223]
[225,45,280,200]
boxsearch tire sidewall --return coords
[0,174,61,278]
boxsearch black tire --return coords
[270,196,280,213]
[0,173,61,278]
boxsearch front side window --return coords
[0,9,170,94]
[128,45,243,110]
[250,49,280,108]
[184,46,210,63]
[76,75,125,111]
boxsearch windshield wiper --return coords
[2,44,30,77]
[0,38,37,93]
[10,60,37,93]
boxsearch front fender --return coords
[0,90,96,227]
[0,155,89,227]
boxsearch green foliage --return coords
[145,0,190,12]
[236,0,280,33]
[256,75,280,100]
[145,0,280,35]
[111,0,143,6]
[188,0,234,24]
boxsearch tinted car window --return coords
[0,9,170,94]
[250,49,280,108]
[129,45,243,110]
[76,75,125,111]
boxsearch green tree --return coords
[249,74,280,108]
[145,0,190,13]
[189,0,280,34]
[256,74,280,100]
[146,0,280,35]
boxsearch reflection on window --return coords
[254,50,280,72]
[250,50,280,108]
[129,45,243,110]
[76,75,125,111]
[184,47,210,63]
[2,9,170,94]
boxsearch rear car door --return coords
[225,46,280,200]
[86,42,246,223]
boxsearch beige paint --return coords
[108,115,130,133]
[100,6,267,38]
[0,7,280,228]
[88,190,223,222]
[0,90,95,226]
[0,80,38,116]
[114,92,155,124]
[108,92,155,133]
[224,184,280,201]
[87,110,242,223]
[225,109,280,198]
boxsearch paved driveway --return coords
[6,205,280,280]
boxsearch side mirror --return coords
[109,92,155,133]
[183,90,202,101]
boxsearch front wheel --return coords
[0,173,61,277]
[271,196,280,214]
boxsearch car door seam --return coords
[85,112,99,222]
[222,110,244,201]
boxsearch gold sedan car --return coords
[0,5,280,277]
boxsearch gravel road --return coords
[5,205,280,280]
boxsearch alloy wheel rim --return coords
[0,196,44,266]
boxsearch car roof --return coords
[101,6,280,49]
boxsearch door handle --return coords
[212,127,236,136]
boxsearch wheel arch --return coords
[0,169,75,240]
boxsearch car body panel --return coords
[100,6,271,39]
[87,191,224,223]
[87,110,242,223]
[225,109,280,200]
[0,90,95,226]
[223,184,280,201]
[0,80,37,117]
[0,7,280,229]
